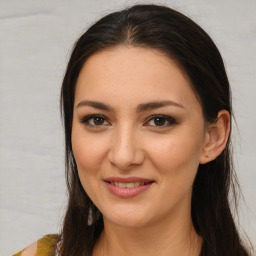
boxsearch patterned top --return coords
[12,234,59,256]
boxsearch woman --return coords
[14,4,252,256]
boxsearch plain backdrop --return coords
[0,0,255,255]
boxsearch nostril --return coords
[107,147,145,170]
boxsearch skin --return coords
[71,46,230,256]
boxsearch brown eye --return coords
[153,117,167,126]
[145,115,177,128]
[80,115,110,127]
[92,116,105,125]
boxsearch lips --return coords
[104,177,154,183]
[104,177,155,198]
[109,181,149,188]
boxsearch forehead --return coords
[74,46,200,110]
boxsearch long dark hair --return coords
[60,4,251,256]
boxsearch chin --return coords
[103,208,151,228]
[107,217,148,229]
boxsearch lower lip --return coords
[105,182,154,198]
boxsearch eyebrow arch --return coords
[136,100,184,112]
[76,100,114,111]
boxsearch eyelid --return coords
[144,114,177,127]
[79,114,111,127]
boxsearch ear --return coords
[199,110,230,164]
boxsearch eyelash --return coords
[79,114,110,128]
[145,115,177,127]
[79,114,177,128]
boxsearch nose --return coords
[107,126,145,170]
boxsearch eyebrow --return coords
[76,100,114,111]
[137,100,184,112]
[76,100,184,112]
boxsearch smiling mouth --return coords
[104,178,155,198]
[105,181,153,188]
[104,177,155,198]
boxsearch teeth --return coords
[110,182,146,188]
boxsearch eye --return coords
[79,115,110,127]
[145,115,177,127]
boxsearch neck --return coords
[93,214,202,256]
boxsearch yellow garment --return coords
[12,234,58,256]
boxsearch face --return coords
[72,46,208,229]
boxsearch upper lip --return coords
[104,177,154,183]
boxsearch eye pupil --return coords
[154,117,166,126]
[94,117,104,125]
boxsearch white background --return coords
[0,0,255,255]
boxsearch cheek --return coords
[147,129,204,176]
[71,132,106,199]
[147,133,203,206]
[72,130,107,171]
[71,131,107,201]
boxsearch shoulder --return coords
[12,241,37,256]
[12,234,59,256]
